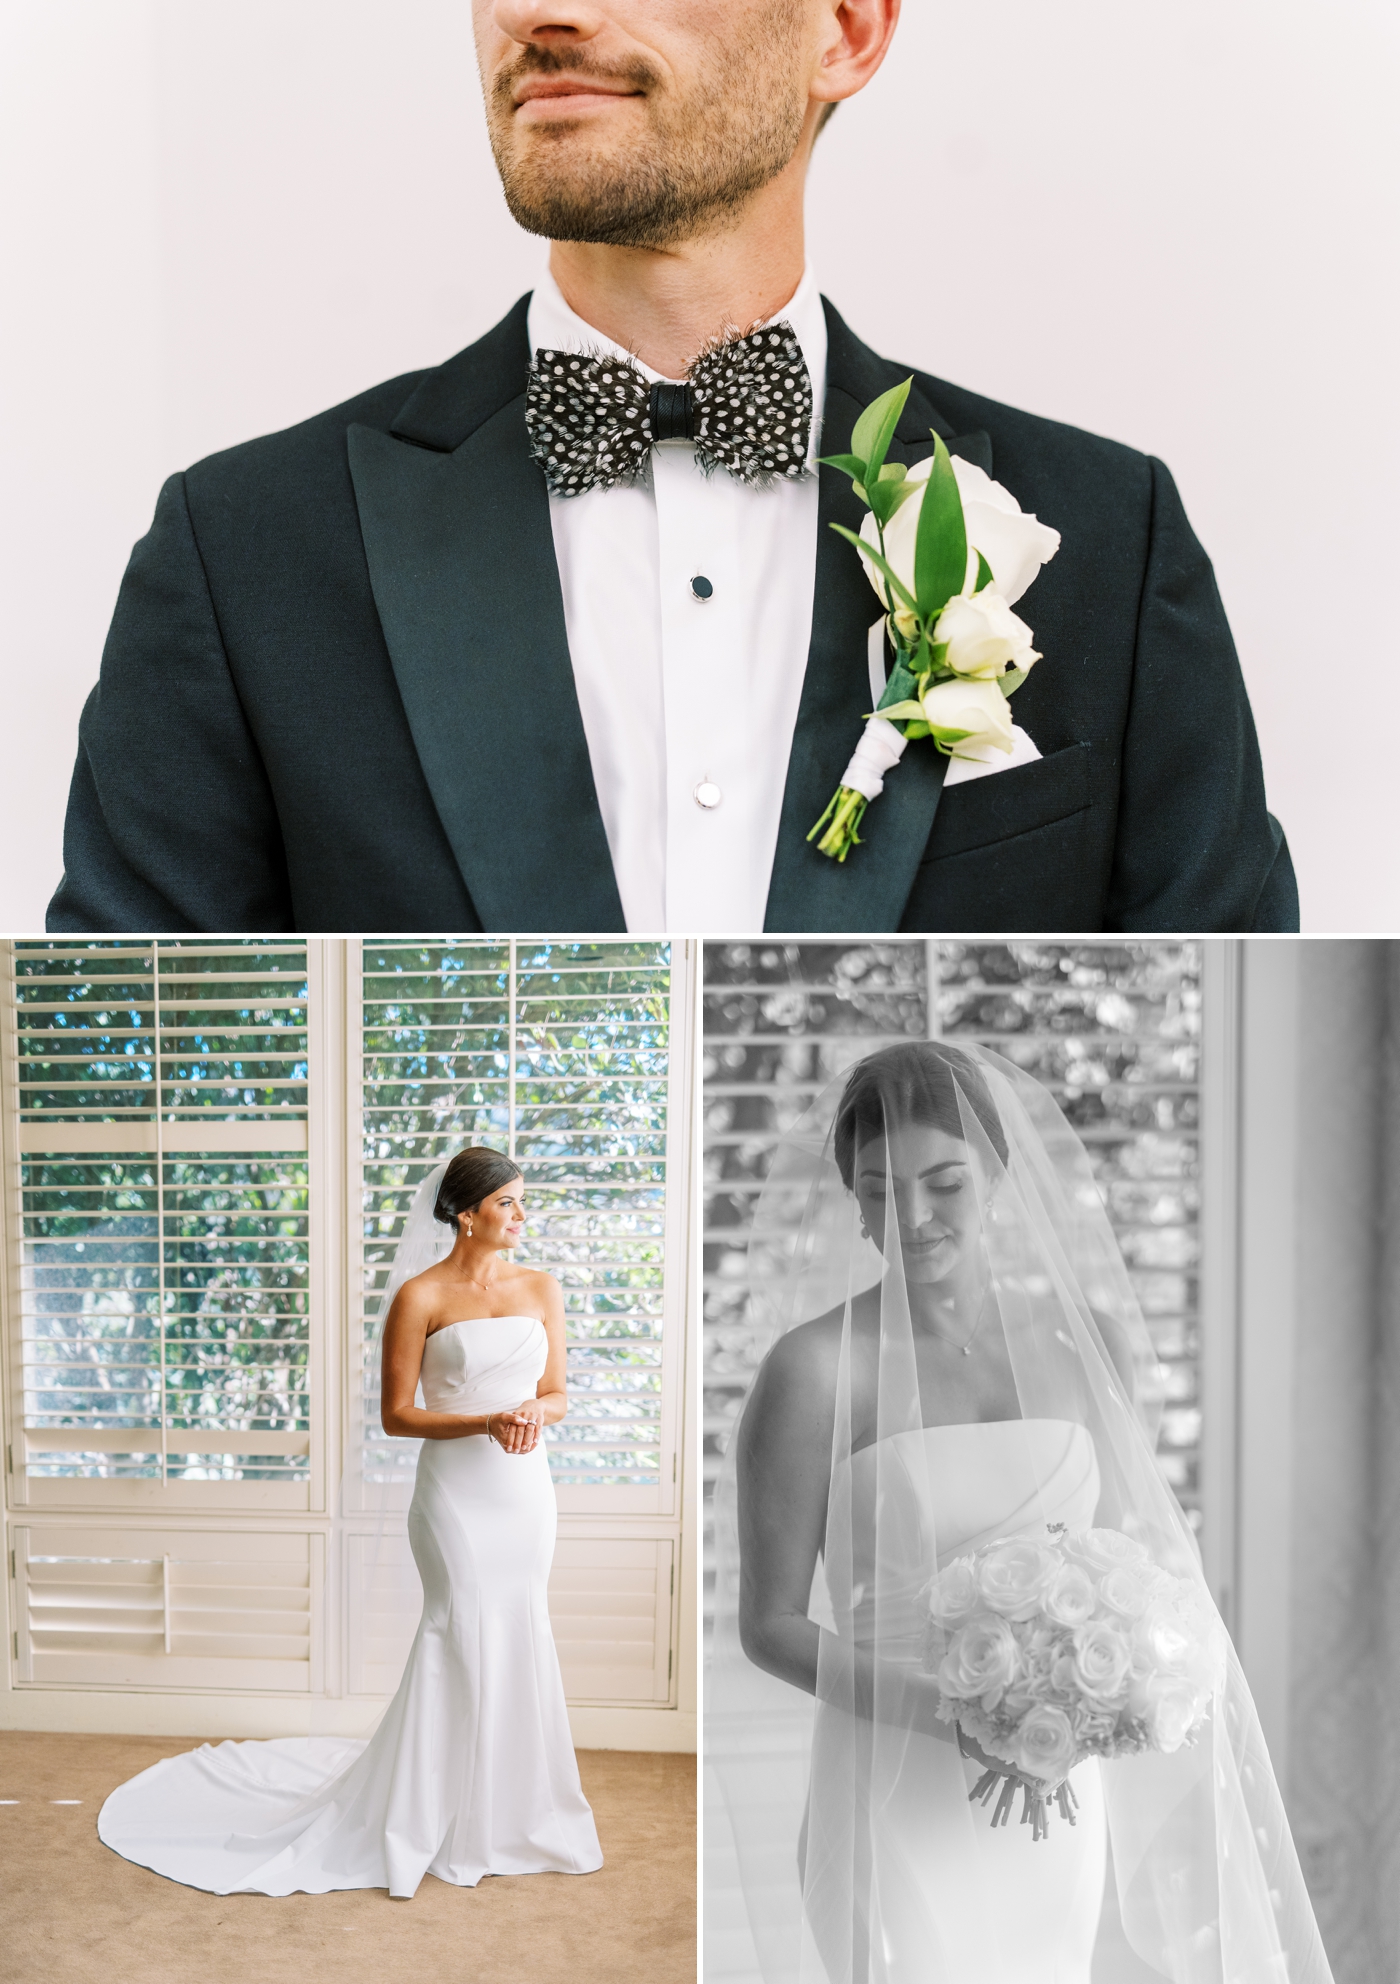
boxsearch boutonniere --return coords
[808,380,1061,861]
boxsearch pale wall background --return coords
[2,0,1397,932]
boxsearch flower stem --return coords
[807,786,869,861]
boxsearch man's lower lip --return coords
[517,92,638,111]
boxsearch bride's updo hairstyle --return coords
[432,1146,522,1230]
[833,1041,1008,1190]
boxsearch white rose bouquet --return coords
[923,1523,1226,1841]
[809,380,1061,861]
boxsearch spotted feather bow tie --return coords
[525,322,813,497]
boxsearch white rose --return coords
[1141,1676,1205,1754]
[927,1558,980,1628]
[1065,1528,1151,1577]
[932,589,1040,682]
[1133,1603,1196,1675]
[1043,1562,1098,1629]
[950,457,1062,607]
[1010,1704,1079,1784]
[856,456,1060,621]
[975,1539,1060,1621]
[1098,1563,1160,1622]
[1071,1618,1134,1706]
[921,679,1015,761]
[937,1617,1021,1707]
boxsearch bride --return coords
[99,1146,603,1897]
[707,1042,1333,1984]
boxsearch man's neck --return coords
[547,176,808,378]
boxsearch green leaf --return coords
[881,655,922,709]
[1000,666,1028,696]
[912,433,968,622]
[873,698,926,722]
[903,720,932,740]
[830,523,918,614]
[866,463,920,528]
[818,452,868,482]
[975,551,995,593]
[851,379,912,485]
[930,727,975,752]
[864,480,899,527]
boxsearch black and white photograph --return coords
[703,939,1388,1983]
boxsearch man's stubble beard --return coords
[485,12,811,251]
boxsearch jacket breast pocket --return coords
[901,742,1112,932]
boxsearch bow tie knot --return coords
[649,380,696,444]
[526,322,813,497]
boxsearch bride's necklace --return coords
[921,1281,992,1356]
[457,1253,498,1297]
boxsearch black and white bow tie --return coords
[525,322,813,497]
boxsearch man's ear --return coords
[810,0,900,115]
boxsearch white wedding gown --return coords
[99,1315,603,1897]
[805,1419,1107,1983]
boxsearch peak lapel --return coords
[348,297,627,933]
[763,302,992,933]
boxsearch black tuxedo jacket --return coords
[48,297,1297,934]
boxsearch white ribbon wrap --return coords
[839,716,908,802]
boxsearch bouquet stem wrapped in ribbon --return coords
[809,380,1061,861]
[924,1523,1227,1842]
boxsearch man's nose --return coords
[490,0,606,47]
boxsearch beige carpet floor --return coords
[0,1732,695,1984]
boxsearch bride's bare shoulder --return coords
[394,1264,447,1304]
[381,1269,441,1335]
[754,1286,878,1396]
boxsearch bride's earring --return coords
[859,1216,871,1239]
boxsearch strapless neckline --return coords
[849,1416,1083,1461]
[426,1314,544,1342]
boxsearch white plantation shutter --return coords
[5,941,313,1507]
[345,1536,673,1705]
[13,1525,321,1691]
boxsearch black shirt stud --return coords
[691,575,715,601]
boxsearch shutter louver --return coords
[14,1525,319,1691]
[10,941,312,1501]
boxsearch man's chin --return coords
[499,169,692,252]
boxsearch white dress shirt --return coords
[527,267,828,933]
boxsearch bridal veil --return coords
[706,1041,1332,1984]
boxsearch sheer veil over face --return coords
[707,1042,1333,1984]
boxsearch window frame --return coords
[0,939,324,1518]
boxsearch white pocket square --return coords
[942,724,1042,786]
